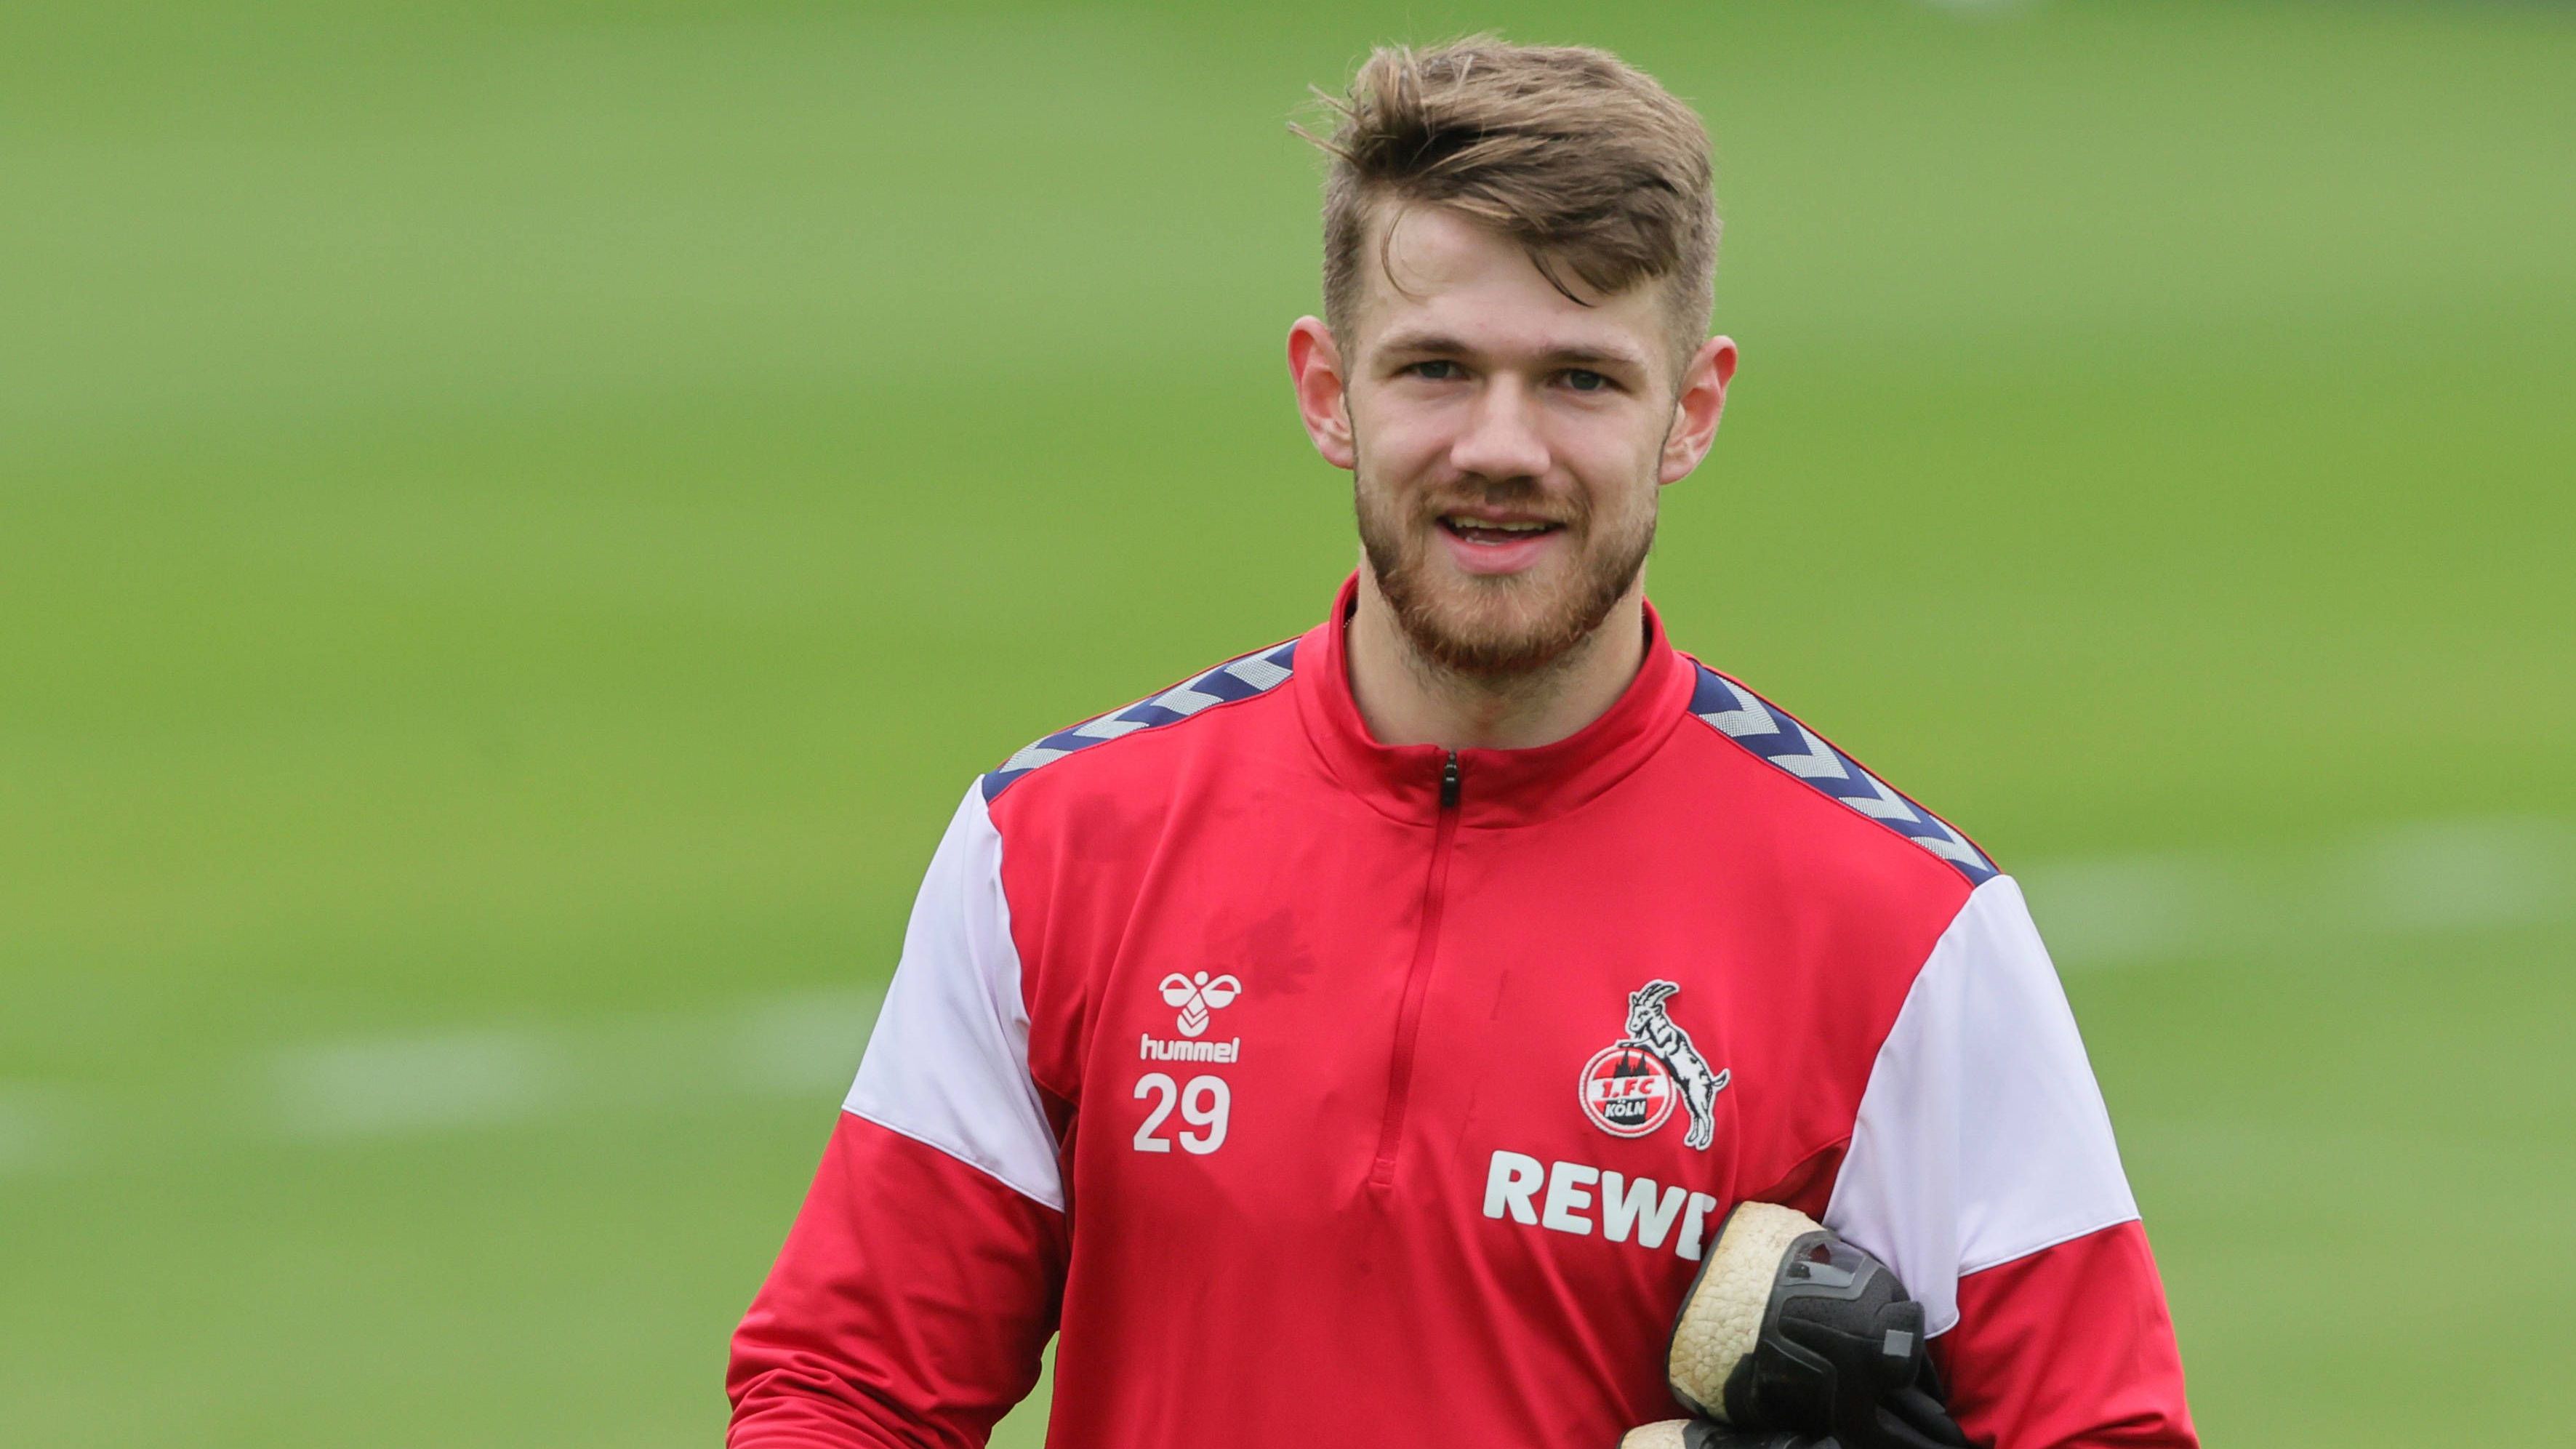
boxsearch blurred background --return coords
[4,0,2571,1442]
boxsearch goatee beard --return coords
[1356,478,1655,679]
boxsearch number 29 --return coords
[1133,1072,1229,1155]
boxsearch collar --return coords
[1291,572,1696,829]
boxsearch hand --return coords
[1620,1421,1837,1449]
[1664,1203,1971,1449]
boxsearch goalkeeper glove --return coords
[1656,1203,1972,1449]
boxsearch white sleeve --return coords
[843,782,1064,1211]
[1821,875,2139,1336]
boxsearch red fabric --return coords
[729,575,2192,1446]
[1935,1221,2197,1449]
[729,1117,1067,1448]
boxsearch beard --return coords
[1355,467,1657,679]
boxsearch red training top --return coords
[729,576,2196,1448]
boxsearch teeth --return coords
[1448,518,1551,533]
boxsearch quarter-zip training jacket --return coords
[729,577,2197,1448]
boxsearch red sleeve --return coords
[1930,1221,2196,1449]
[727,1114,1070,1448]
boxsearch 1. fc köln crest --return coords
[1580,979,1729,1149]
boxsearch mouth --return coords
[1432,512,1568,577]
[1438,515,1565,547]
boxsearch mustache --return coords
[1409,477,1585,525]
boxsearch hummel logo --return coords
[1158,971,1240,1038]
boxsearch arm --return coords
[1822,878,2197,1449]
[729,784,1069,1448]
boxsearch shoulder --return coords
[966,634,1309,1043]
[979,634,1304,809]
[1669,655,2001,891]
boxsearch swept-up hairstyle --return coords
[1300,37,1720,375]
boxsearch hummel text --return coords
[1140,1034,1241,1064]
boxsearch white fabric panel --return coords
[1822,876,2138,1336]
[845,784,1064,1211]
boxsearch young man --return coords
[729,39,2195,1449]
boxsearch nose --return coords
[1448,376,1552,483]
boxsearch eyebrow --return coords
[1374,331,1651,372]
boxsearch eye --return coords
[1405,360,1464,381]
[1560,369,1613,393]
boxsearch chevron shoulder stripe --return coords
[1685,664,1998,884]
[981,638,1300,800]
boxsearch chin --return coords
[1396,569,1616,677]
[1357,483,1654,679]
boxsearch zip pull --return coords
[1440,750,1461,810]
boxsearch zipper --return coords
[1370,750,1461,1191]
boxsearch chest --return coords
[1041,805,1873,1272]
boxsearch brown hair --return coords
[1301,37,1719,374]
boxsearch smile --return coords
[1440,516,1565,545]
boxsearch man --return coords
[729,39,2196,1448]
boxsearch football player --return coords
[729,38,2195,1448]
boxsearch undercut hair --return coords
[1301,37,1720,377]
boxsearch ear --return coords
[1288,316,1357,470]
[1657,335,1738,486]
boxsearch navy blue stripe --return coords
[1686,664,1997,884]
[981,639,1299,801]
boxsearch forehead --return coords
[1352,204,1667,366]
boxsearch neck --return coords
[1346,567,1650,751]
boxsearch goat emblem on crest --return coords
[1578,979,1728,1149]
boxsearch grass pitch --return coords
[2,2,2571,1444]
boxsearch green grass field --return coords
[4,1,2572,1442]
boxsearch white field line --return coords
[260,984,887,1141]
[2023,815,2575,970]
[2,816,2567,1176]
[1,987,886,1176]
[269,1027,563,1139]
[0,1084,94,1178]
